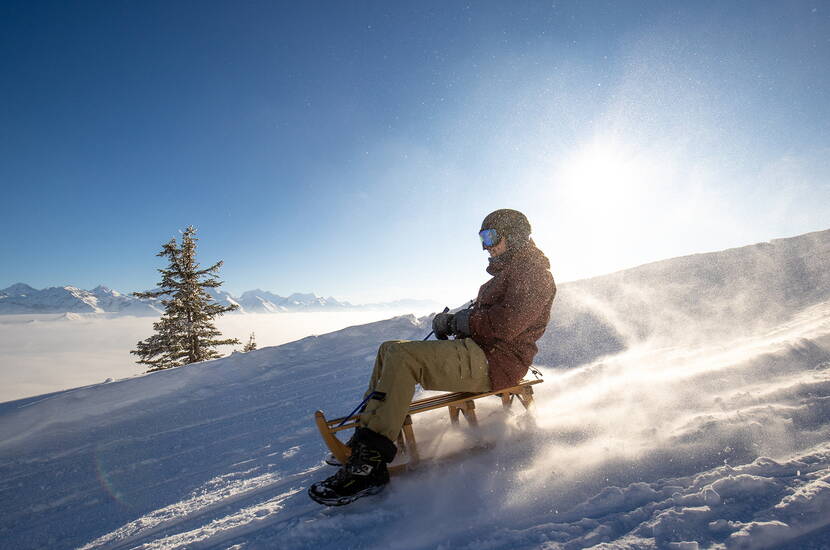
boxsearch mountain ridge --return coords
[4,228,828,317]
[0,283,441,315]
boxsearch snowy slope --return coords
[2,231,830,549]
[538,229,830,368]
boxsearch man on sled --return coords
[309,209,556,506]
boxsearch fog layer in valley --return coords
[0,309,434,403]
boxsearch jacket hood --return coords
[486,238,550,276]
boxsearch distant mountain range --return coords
[0,283,442,315]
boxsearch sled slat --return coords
[315,378,543,471]
[315,410,351,465]
[325,378,543,429]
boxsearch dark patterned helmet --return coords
[480,209,531,250]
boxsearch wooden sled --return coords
[315,378,542,473]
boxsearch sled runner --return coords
[315,378,542,473]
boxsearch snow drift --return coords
[1,229,830,549]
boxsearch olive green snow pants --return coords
[357,338,491,442]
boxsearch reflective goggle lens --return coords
[479,228,500,248]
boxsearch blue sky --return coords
[1,1,828,305]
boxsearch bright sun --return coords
[540,136,679,280]
[559,138,660,216]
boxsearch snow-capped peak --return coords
[1,282,37,297]
[92,285,120,297]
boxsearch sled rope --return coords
[336,391,383,428]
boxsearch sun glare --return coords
[560,138,659,214]
[541,137,677,280]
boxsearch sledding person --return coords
[308,209,556,506]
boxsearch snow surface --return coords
[2,230,830,549]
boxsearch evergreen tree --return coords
[132,226,240,372]
[242,332,257,352]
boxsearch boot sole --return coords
[307,483,386,506]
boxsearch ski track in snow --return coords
[3,234,830,549]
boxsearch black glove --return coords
[452,308,472,338]
[432,312,454,340]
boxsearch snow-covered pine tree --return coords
[242,332,257,352]
[131,226,240,372]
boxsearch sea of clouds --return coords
[0,308,436,403]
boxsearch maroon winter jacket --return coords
[469,239,556,390]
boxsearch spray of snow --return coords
[2,232,830,549]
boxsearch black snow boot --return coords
[309,428,396,506]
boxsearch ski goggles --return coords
[479,228,501,248]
